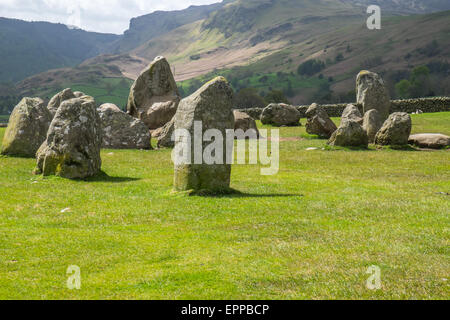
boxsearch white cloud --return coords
[0,0,220,34]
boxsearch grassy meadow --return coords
[0,113,449,300]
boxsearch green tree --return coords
[395,79,412,99]
[265,90,290,104]
[234,88,266,109]
[297,59,325,76]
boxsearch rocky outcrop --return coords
[363,109,383,143]
[47,88,76,116]
[305,103,337,139]
[173,77,234,193]
[375,112,412,146]
[98,103,151,150]
[1,97,52,157]
[356,70,391,121]
[260,103,301,127]
[34,96,102,179]
[234,110,259,139]
[408,134,450,149]
[127,56,181,130]
[328,120,368,148]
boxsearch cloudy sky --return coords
[0,0,221,34]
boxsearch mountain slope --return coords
[0,18,119,83]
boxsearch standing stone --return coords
[173,77,234,193]
[408,134,450,149]
[363,109,383,143]
[47,88,76,116]
[127,56,181,130]
[328,120,368,148]
[375,112,412,146]
[356,70,391,121]
[98,103,151,150]
[305,103,337,139]
[34,96,102,179]
[342,104,363,124]
[234,110,260,139]
[260,103,301,127]
[156,118,175,149]
[1,97,52,157]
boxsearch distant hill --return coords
[0,18,119,83]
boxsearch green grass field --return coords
[0,113,449,300]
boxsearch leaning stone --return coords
[173,77,234,193]
[342,104,363,124]
[356,70,391,121]
[47,88,76,116]
[234,110,259,139]
[127,56,180,130]
[98,103,151,150]
[1,97,52,157]
[34,96,102,179]
[375,112,412,146]
[260,103,301,127]
[408,134,450,149]
[363,109,383,143]
[328,120,368,148]
[305,103,337,139]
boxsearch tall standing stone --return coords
[34,96,102,179]
[356,70,391,121]
[47,88,76,116]
[173,77,234,193]
[1,97,52,157]
[127,56,181,130]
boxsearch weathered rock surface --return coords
[98,103,151,150]
[35,96,102,179]
[305,103,337,139]
[127,56,180,130]
[375,112,412,146]
[342,104,363,124]
[363,109,383,143]
[328,120,368,148]
[156,118,175,149]
[73,91,85,98]
[260,103,301,127]
[357,70,391,121]
[234,110,259,139]
[173,77,234,192]
[1,97,52,157]
[47,88,76,116]
[408,134,450,149]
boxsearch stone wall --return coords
[238,97,450,119]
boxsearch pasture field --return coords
[0,113,448,299]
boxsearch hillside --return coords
[0,18,119,83]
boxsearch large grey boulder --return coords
[127,56,181,130]
[98,103,151,150]
[305,103,337,139]
[260,103,301,127]
[342,104,363,124]
[234,110,259,139]
[408,134,450,149]
[375,112,412,146]
[173,77,234,193]
[47,88,76,116]
[356,70,391,121]
[363,109,383,143]
[328,120,368,148]
[34,96,102,179]
[1,97,52,157]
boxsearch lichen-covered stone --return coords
[127,56,180,130]
[47,88,76,116]
[328,120,368,148]
[234,110,259,139]
[73,91,85,98]
[156,118,175,149]
[1,97,52,158]
[305,103,337,139]
[34,96,102,179]
[375,112,412,146]
[408,134,450,149]
[363,109,383,143]
[173,77,234,192]
[260,103,301,127]
[357,70,391,121]
[98,103,151,150]
[342,104,363,124]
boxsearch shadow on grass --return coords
[82,171,141,183]
[182,188,304,198]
